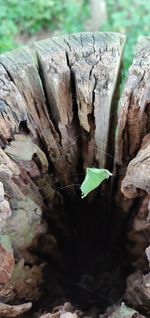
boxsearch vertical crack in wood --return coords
[33,33,125,178]
[0,33,128,310]
[35,50,62,140]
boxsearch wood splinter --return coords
[0,301,32,317]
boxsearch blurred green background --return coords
[0,0,150,72]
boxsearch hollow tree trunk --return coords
[0,33,149,317]
[115,36,150,316]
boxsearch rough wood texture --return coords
[116,36,150,166]
[0,48,62,177]
[0,32,149,317]
[121,134,150,198]
[0,32,125,307]
[114,37,150,211]
[34,32,125,169]
[0,301,32,317]
[115,36,150,314]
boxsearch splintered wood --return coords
[116,36,150,315]
[116,36,150,166]
[0,301,32,317]
[34,33,125,169]
[116,37,150,201]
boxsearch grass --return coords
[0,0,89,52]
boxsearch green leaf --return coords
[80,168,112,198]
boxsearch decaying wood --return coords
[0,32,150,316]
[0,260,44,303]
[115,36,150,314]
[0,181,12,229]
[121,134,150,198]
[0,236,14,284]
[0,301,32,317]
[34,32,125,169]
[99,302,145,318]
[39,302,145,318]
[0,32,125,305]
[124,271,150,316]
[39,302,80,318]
[0,47,63,179]
[116,36,150,166]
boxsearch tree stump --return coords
[0,33,149,317]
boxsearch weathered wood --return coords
[0,64,29,144]
[100,302,145,318]
[121,134,150,198]
[0,301,32,317]
[114,37,150,211]
[0,32,125,309]
[34,32,125,169]
[0,32,150,317]
[116,36,150,166]
[115,37,150,314]
[0,48,65,180]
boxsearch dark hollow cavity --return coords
[35,186,132,316]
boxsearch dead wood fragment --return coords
[99,302,145,318]
[5,134,48,173]
[0,301,32,317]
[127,194,150,270]
[116,37,150,166]
[0,181,12,229]
[121,135,150,199]
[114,37,150,211]
[0,259,44,302]
[39,302,80,318]
[146,246,150,268]
[40,313,78,318]
[124,271,150,316]
[0,238,14,284]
